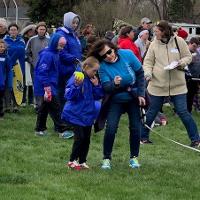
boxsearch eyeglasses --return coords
[100,49,113,59]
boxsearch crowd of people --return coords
[0,12,200,170]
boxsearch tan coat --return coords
[143,36,192,96]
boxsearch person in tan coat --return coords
[141,21,200,147]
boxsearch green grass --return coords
[0,106,200,200]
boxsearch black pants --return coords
[0,90,5,117]
[70,125,92,164]
[22,85,33,104]
[35,96,68,133]
[187,79,199,113]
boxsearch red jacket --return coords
[118,37,142,62]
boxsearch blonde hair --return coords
[0,39,7,50]
[82,56,99,71]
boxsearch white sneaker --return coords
[35,131,48,136]
[101,159,111,169]
[80,162,89,169]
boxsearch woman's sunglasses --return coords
[100,49,113,59]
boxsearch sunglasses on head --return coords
[100,49,113,59]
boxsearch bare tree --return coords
[148,0,171,20]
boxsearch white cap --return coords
[141,17,152,24]
[139,30,149,37]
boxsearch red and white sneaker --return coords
[80,162,89,169]
[67,161,81,170]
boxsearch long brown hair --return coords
[156,20,174,39]
[87,39,118,62]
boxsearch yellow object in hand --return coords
[74,71,84,81]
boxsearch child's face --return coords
[9,26,18,38]
[71,17,79,31]
[0,43,6,54]
[84,64,99,78]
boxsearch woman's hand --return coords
[90,75,99,86]
[114,75,122,86]
[138,96,146,106]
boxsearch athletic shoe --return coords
[59,130,74,139]
[21,103,26,107]
[140,139,153,144]
[101,159,111,169]
[35,131,48,136]
[80,162,89,169]
[67,160,81,170]
[129,157,141,168]
[190,141,200,148]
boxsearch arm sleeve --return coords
[59,48,77,65]
[143,42,155,78]
[64,76,83,100]
[93,85,104,100]
[25,38,33,65]
[134,67,145,97]
[37,54,52,87]
[6,57,13,89]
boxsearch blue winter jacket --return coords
[34,33,63,96]
[56,26,82,78]
[4,34,25,74]
[61,75,104,126]
[0,53,13,90]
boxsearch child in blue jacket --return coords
[34,33,71,137]
[0,39,12,117]
[62,56,104,170]
[4,23,25,112]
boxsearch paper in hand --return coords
[164,61,179,70]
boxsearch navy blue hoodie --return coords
[34,33,63,96]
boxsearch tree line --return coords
[23,0,200,34]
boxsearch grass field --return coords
[0,106,200,200]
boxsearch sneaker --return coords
[21,103,26,107]
[35,131,48,136]
[59,130,74,139]
[80,162,89,169]
[101,159,111,169]
[140,139,153,144]
[129,157,141,168]
[190,141,200,148]
[13,107,19,113]
[67,160,81,170]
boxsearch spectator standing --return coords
[141,21,200,148]
[4,23,25,112]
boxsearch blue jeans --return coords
[103,101,141,160]
[141,94,200,142]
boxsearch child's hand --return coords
[90,75,99,86]
[44,86,52,102]
[74,71,84,86]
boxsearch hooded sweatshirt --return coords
[4,34,25,74]
[56,12,82,78]
[34,33,63,96]
[0,52,12,90]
